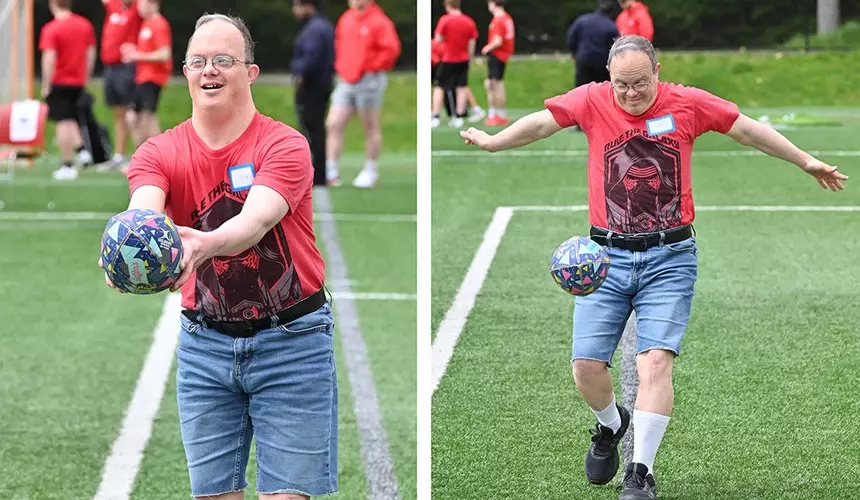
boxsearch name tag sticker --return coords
[228,163,256,191]
[646,114,676,136]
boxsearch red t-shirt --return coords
[126,112,326,322]
[544,82,740,234]
[135,15,172,86]
[101,0,142,65]
[488,12,515,62]
[434,12,478,63]
[38,14,96,87]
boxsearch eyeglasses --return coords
[610,80,651,93]
[183,55,250,71]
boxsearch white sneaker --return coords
[326,165,341,187]
[448,117,464,128]
[431,116,441,128]
[468,107,486,123]
[352,167,378,189]
[52,165,78,181]
[96,155,127,172]
[76,148,93,166]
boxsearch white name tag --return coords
[646,114,676,136]
[228,163,255,191]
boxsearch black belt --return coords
[181,287,327,338]
[589,225,694,252]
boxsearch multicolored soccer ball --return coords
[100,209,183,294]
[549,236,610,296]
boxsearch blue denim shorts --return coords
[176,301,338,497]
[572,236,698,365]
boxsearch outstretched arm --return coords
[460,109,563,152]
[725,113,848,191]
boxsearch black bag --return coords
[75,91,112,165]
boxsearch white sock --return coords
[364,160,377,173]
[498,108,507,117]
[632,410,671,474]
[489,107,497,117]
[112,153,125,162]
[592,395,622,433]
[472,105,482,113]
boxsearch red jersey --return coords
[544,82,739,234]
[101,0,142,65]
[135,14,172,86]
[334,2,401,83]
[38,13,96,87]
[434,12,478,63]
[487,12,515,62]
[127,112,326,322]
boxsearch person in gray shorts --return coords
[324,0,400,189]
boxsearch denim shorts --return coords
[176,301,338,497]
[571,236,698,365]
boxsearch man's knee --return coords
[572,358,608,386]
[637,349,675,384]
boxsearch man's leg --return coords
[354,104,382,188]
[249,304,338,499]
[175,318,254,499]
[325,81,354,187]
[570,245,636,485]
[619,236,698,499]
[297,85,329,186]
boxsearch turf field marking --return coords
[433,149,860,158]
[332,292,417,301]
[93,292,182,500]
[316,188,402,500]
[432,203,860,394]
[0,211,416,222]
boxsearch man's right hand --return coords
[98,256,124,293]
[460,127,496,152]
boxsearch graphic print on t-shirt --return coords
[190,179,301,321]
[604,132,682,233]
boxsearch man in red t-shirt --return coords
[461,35,847,500]
[480,0,514,126]
[38,0,96,181]
[431,0,480,129]
[98,0,141,170]
[100,14,336,499]
[121,0,172,151]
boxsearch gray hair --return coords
[607,35,657,70]
[190,13,256,63]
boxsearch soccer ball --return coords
[549,236,610,296]
[100,208,183,294]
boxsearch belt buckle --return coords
[618,233,648,252]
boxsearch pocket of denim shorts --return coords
[665,237,697,254]
[278,304,334,337]
[179,314,201,334]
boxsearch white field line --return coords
[92,293,182,500]
[431,203,860,393]
[0,211,416,222]
[432,149,860,158]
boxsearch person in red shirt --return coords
[460,35,847,500]
[98,0,141,170]
[616,0,654,41]
[325,0,400,189]
[38,0,96,181]
[102,13,336,499]
[431,0,479,129]
[121,0,172,151]
[480,0,514,126]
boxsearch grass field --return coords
[0,74,416,499]
[431,59,860,499]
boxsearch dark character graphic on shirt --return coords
[604,134,682,233]
[193,194,301,321]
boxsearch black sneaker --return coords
[584,404,630,485]
[618,462,657,500]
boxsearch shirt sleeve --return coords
[87,21,97,47]
[435,16,447,39]
[689,87,740,136]
[38,24,55,51]
[154,19,171,49]
[252,127,313,214]
[127,137,170,196]
[544,84,591,129]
